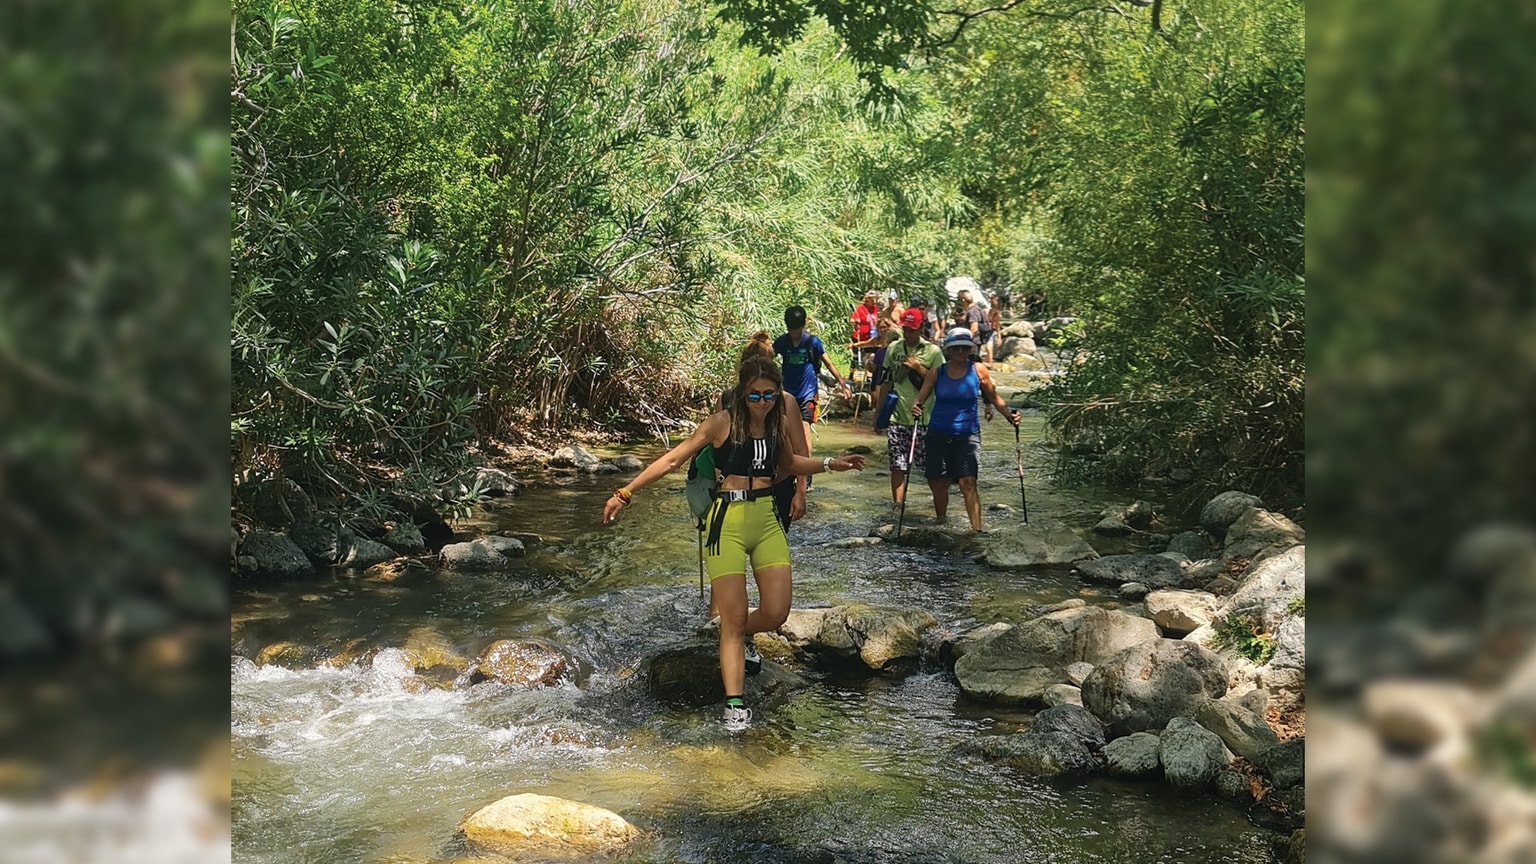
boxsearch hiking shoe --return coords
[744,639,762,676]
[722,703,752,732]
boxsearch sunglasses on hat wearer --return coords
[745,389,778,403]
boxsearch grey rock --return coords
[1223,509,1305,564]
[439,536,525,570]
[342,536,397,569]
[1043,683,1083,707]
[1160,716,1227,789]
[1075,554,1186,590]
[1199,491,1262,538]
[382,522,426,554]
[1065,661,1095,686]
[1249,784,1304,832]
[1215,768,1255,802]
[1195,699,1280,760]
[1103,732,1161,777]
[978,520,1099,569]
[957,731,1102,777]
[646,638,810,706]
[1029,703,1106,751]
[1119,582,1149,601]
[1093,516,1133,537]
[1186,558,1228,583]
[1224,545,1305,627]
[1081,639,1229,737]
[935,622,1011,668]
[289,519,343,563]
[1256,738,1304,788]
[237,531,316,579]
[955,606,1159,705]
[613,455,644,471]
[1167,531,1212,560]
[549,445,601,470]
[1145,589,1218,636]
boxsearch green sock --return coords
[725,696,744,707]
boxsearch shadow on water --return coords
[230,412,1278,864]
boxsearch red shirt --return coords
[851,302,879,342]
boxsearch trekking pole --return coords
[895,421,920,542]
[1012,413,1029,523]
[697,529,705,601]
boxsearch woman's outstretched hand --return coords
[831,455,866,472]
[602,495,627,524]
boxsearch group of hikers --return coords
[849,287,1004,377]
[601,294,1017,731]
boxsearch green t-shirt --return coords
[882,339,944,426]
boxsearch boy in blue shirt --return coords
[774,305,853,491]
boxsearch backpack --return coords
[684,445,718,530]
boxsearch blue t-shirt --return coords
[927,362,980,436]
[774,332,825,405]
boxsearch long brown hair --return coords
[729,356,784,447]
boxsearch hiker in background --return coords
[909,328,1019,532]
[774,306,852,484]
[870,291,904,390]
[849,289,880,385]
[874,308,943,510]
[985,293,1002,363]
[910,297,938,343]
[603,357,866,731]
[958,290,990,362]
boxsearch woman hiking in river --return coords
[909,327,1018,532]
[603,356,865,731]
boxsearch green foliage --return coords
[935,2,1304,511]
[2,0,229,647]
[1212,614,1277,666]
[1284,595,1305,617]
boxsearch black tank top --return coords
[715,434,778,480]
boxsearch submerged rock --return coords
[977,520,1099,569]
[468,639,567,688]
[461,793,640,857]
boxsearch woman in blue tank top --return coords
[909,327,1018,531]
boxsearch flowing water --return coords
[232,395,1280,864]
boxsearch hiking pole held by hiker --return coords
[1012,412,1028,523]
[895,421,920,542]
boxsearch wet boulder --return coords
[645,637,811,706]
[439,536,525,570]
[1199,491,1262,538]
[1081,639,1228,737]
[549,445,602,471]
[382,522,426,553]
[778,604,937,671]
[954,606,1159,705]
[1103,732,1161,777]
[462,793,640,857]
[1074,554,1186,590]
[1256,737,1305,788]
[468,639,567,688]
[977,520,1100,569]
[1159,716,1229,789]
[958,704,1105,777]
[237,531,315,579]
[340,535,397,569]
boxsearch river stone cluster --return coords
[947,490,1306,838]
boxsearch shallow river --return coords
[232,402,1279,864]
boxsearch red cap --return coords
[899,308,925,330]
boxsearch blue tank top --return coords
[927,362,980,435]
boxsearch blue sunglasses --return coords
[745,389,778,403]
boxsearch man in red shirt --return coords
[849,289,880,384]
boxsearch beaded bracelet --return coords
[614,487,633,504]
